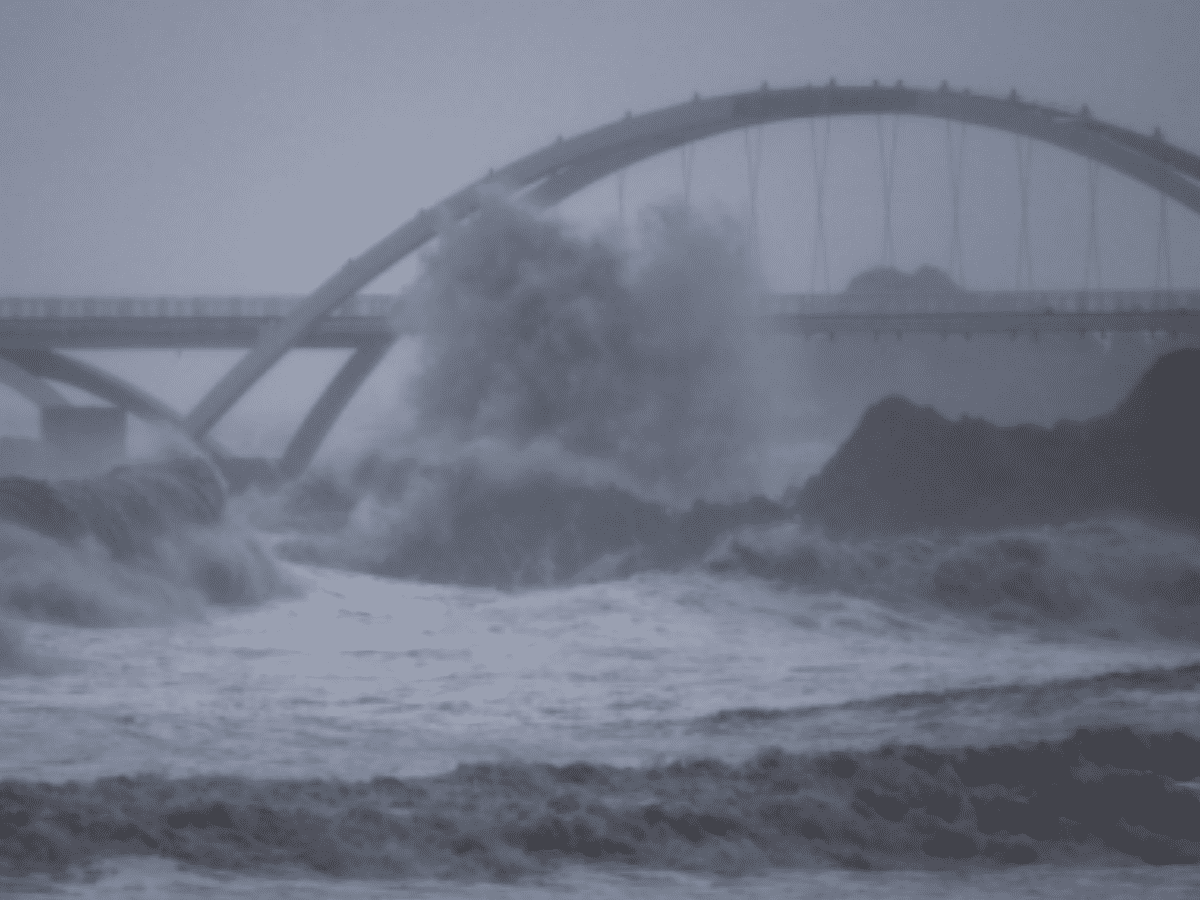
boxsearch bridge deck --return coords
[770,310,1200,337]
[0,315,393,349]
[0,295,395,349]
[1,292,1198,348]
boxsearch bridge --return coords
[3,291,1200,350]
[0,295,396,349]
[2,81,1199,477]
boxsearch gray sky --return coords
[2,0,1199,458]
[3,0,1199,296]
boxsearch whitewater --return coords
[4,562,1200,897]
[3,199,1200,897]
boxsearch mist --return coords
[380,193,771,503]
[0,459,282,671]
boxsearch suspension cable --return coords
[1153,128,1174,306]
[876,115,899,269]
[1014,136,1034,291]
[810,117,832,294]
[680,143,696,213]
[1084,158,1103,299]
[744,126,765,265]
[1155,192,1173,296]
[616,170,626,233]
[945,120,967,288]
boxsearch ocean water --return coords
[3,559,1199,897]
[17,855,1200,900]
[4,206,1199,895]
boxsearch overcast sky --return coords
[3,0,1199,297]
[2,0,1199,458]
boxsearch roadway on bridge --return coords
[3,292,1199,349]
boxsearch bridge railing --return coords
[762,290,1200,316]
[4,291,1200,321]
[0,294,398,320]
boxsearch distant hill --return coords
[842,265,964,308]
[792,348,1200,533]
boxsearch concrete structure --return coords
[0,295,393,349]
[769,309,1200,339]
[2,83,1199,474]
[8,290,1194,471]
[1,291,1198,350]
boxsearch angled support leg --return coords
[278,340,393,477]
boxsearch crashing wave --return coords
[266,456,787,587]
[0,458,281,671]
[263,349,1200,641]
[699,661,1200,729]
[1,727,1196,879]
[247,195,1200,638]
[705,518,1200,639]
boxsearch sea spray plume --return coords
[270,457,680,586]
[257,196,784,585]
[0,459,282,669]
[402,192,768,503]
[266,454,792,588]
[262,347,1200,608]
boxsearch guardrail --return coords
[768,309,1200,338]
[3,291,1199,322]
[0,294,397,319]
[761,290,1200,316]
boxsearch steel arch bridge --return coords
[6,82,1200,476]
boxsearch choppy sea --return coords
[4,205,1200,895]
[4,558,1199,898]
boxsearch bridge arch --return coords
[0,354,71,409]
[183,83,1200,472]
